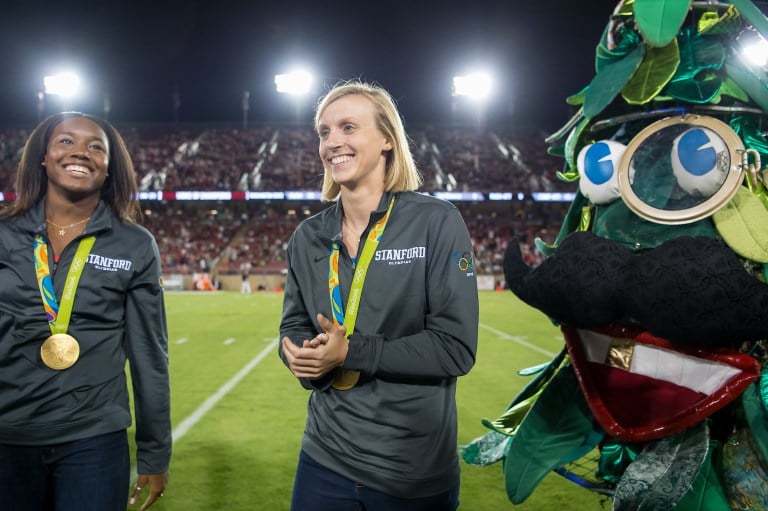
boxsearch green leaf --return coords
[585,43,645,118]
[622,38,681,104]
[502,365,600,504]
[634,0,692,47]
[713,186,768,263]
[674,29,725,77]
[717,76,750,102]
[666,70,722,103]
[563,115,591,171]
[665,30,725,103]
[596,23,643,73]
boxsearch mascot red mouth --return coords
[504,231,765,441]
[563,323,760,442]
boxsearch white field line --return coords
[223,338,236,345]
[131,337,279,481]
[173,337,278,441]
[478,322,557,358]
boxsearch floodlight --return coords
[452,73,493,100]
[740,31,768,67]
[43,72,81,97]
[275,70,313,95]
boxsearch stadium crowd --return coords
[0,123,574,279]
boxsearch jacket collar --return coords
[20,198,113,238]
[317,191,396,243]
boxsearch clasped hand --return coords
[282,313,349,379]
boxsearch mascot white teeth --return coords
[462,1,768,509]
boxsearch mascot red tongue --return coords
[462,1,768,509]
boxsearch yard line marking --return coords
[175,337,188,344]
[173,337,279,442]
[131,337,279,483]
[479,322,556,357]
[223,338,236,345]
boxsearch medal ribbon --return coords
[328,196,395,390]
[34,235,96,334]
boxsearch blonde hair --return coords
[314,81,422,201]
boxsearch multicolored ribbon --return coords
[33,235,96,335]
[328,196,395,390]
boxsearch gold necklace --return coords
[46,217,90,237]
[342,217,366,239]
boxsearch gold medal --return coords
[332,368,360,390]
[40,333,80,370]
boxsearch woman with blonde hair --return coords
[279,81,478,511]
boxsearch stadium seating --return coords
[0,123,575,280]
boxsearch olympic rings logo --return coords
[452,251,475,272]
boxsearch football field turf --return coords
[128,290,608,510]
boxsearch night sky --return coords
[1,0,620,131]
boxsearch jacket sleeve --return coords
[345,206,479,380]
[124,236,172,474]
[278,231,334,391]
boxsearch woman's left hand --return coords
[281,313,349,379]
[129,472,168,510]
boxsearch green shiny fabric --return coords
[731,116,768,168]
[665,28,724,104]
[598,440,638,484]
[460,351,568,467]
[596,21,642,73]
[591,200,719,251]
[534,191,591,257]
[742,379,768,473]
[502,363,602,504]
[673,441,731,511]
[613,423,731,511]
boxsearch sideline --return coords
[131,337,279,481]
[478,322,556,358]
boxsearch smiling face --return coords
[43,116,110,201]
[317,94,392,193]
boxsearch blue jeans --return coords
[291,450,460,511]
[0,430,129,511]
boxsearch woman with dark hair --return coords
[0,112,171,511]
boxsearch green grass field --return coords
[128,290,610,510]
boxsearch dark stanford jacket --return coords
[280,191,479,498]
[0,199,171,474]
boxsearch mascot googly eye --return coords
[577,140,626,204]
[671,127,728,197]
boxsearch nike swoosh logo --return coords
[314,255,328,262]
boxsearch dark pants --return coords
[291,450,460,511]
[0,430,129,511]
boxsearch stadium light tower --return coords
[275,69,315,122]
[39,72,82,119]
[274,70,313,95]
[44,72,81,97]
[452,72,493,101]
[452,72,495,127]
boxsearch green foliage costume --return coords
[462,1,768,509]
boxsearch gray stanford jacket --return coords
[280,191,479,498]
[0,199,171,474]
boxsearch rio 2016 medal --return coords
[40,333,80,370]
